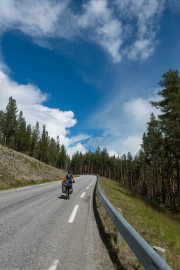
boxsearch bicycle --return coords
[65,182,73,199]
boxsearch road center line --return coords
[86,186,89,190]
[81,192,86,198]
[68,205,79,223]
[49,259,59,270]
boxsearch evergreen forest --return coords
[0,69,180,210]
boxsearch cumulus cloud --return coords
[67,142,87,158]
[0,0,172,62]
[121,135,142,156]
[0,70,89,157]
[88,93,160,157]
[123,96,158,126]
[0,71,48,106]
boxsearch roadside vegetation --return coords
[97,177,180,270]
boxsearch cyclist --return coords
[65,170,74,198]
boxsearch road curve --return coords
[0,175,115,270]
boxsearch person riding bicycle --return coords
[65,170,74,197]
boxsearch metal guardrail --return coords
[97,176,172,270]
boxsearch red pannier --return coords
[62,178,73,194]
[62,179,67,193]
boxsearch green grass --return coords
[99,177,180,270]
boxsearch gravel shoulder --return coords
[84,185,116,270]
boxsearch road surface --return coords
[0,175,115,270]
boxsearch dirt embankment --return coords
[0,144,66,189]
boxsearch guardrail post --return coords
[153,246,166,261]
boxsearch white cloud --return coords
[0,70,76,137]
[88,92,160,157]
[127,38,156,60]
[124,96,158,125]
[0,0,122,62]
[67,142,87,158]
[0,70,90,157]
[78,0,122,62]
[108,149,119,157]
[121,135,142,156]
[115,0,165,60]
[70,134,91,144]
[0,0,174,62]
[78,0,111,27]
[97,19,122,62]
[87,133,142,157]
[0,0,68,36]
[0,71,48,106]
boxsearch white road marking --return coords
[68,205,79,223]
[80,192,86,198]
[86,186,89,190]
[49,259,59,270]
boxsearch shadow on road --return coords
[58,194,67,200]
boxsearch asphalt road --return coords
[0,175,115,270]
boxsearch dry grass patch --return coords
[0,144,66,189]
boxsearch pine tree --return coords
[94,147,101,175]
[15,110,27,152]
[101,148,109,177]
[31,122,40,157]
[71,151,82,174]
[57,145,67,169]
[141,113,163,202]
[126,152,133,188]
[134,151,147,197]
[38,125,49,162]
[0,110,5,144]
[151,69,180,207]
[2,97,18,147]
[25,124,32,155]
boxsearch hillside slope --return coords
[0,144,66,189]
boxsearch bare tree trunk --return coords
[177,159,180,207]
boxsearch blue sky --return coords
[0,0,180,157]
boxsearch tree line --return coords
[0,97,70,170]
[70,69,180,210]
[0,69,179,210]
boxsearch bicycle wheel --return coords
[66,187,70,199]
